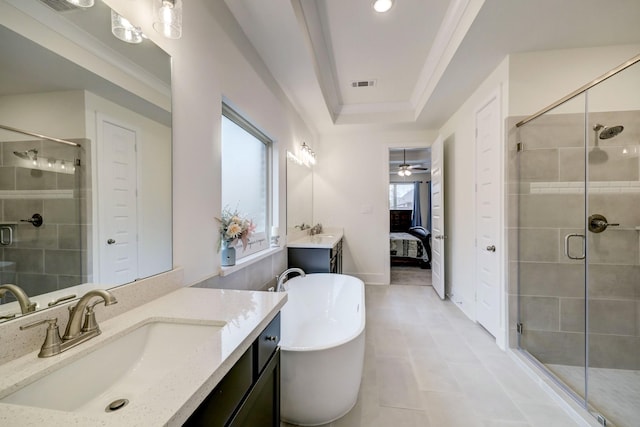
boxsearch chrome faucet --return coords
[20,289,117,358]
[0,284,37,314]
[276,268,305,292]
[310,223,323,235]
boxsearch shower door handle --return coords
[0,226,12,246]
[564,233,585,260]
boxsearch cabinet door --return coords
[184,348,253,427]
[229,350,280,427]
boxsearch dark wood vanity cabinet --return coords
[184,313,281,427]
[288,238,343,274]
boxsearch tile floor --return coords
[549,364,640,427]
[282,283,585,427]
[390,266,432,286]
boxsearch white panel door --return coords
[98,116,139,285]
[475,90,501,337]
[430,135,445,300]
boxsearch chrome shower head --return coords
[599,125,624,140]
[593,123,624,140]
[12,149,38,161]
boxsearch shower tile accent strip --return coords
[530,181,640,193]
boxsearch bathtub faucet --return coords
[276,268,306,292]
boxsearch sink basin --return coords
[1,319,225,413]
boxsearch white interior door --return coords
[430,135,445,300]
[97,115,139,285]
[474,90,501,337]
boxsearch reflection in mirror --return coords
[286,151,313,234]
[0,0,172,322]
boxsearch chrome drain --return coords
[105,398,129,412]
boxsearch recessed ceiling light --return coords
[373,0,394,13]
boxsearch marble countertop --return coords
[0,287,287,426]
[286,229,343,249]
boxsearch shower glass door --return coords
[584,63,640,427]
[0,129,85,318]
[516,93,588,403]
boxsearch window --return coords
[221,104,271,258]
[389,183,414,210]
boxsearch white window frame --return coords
[221,103,272,259]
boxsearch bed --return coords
[390,232,430,267]
[389,210,431,268]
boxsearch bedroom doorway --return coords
[388,147,432,286]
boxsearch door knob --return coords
[486,245,496,252]
[107,239,116,245]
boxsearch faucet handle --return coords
[20,318,62,358]
[81,300,105,333]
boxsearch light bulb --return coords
[111,10,144,44]
[373,0,393,13]
[153,0,183,39]
[65,0,94,7]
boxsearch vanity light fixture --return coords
[153,0,183,39]
[65,0,95,8]
[111,10,144,44]
[373,0,394,13]
[301,142,316,166]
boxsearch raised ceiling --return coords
[225,0,640,134]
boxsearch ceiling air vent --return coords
[37,0,80,12]
[351,80,376,88]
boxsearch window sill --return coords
[219,246,284,277]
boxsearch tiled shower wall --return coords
[0,138,91,302]
[507,110,640,370]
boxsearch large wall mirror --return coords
[286,151,313,234]
[0,0,172,322]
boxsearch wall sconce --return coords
[153,0,183,39]
[301,142,316,166]
[111,10,144,44]
[65,0,94,8]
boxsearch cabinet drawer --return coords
[255,313,280,377]
[184,346,253,427]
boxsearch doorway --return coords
[388,147,432,286]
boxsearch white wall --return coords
[438,57,509,320]
[103,0,316,286]
[0,91,85,139]
[314,126,436,284]
[509,44,640,117]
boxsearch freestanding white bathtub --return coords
[280,273,366,426]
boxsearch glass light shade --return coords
[373,0,393,13]
[405,169,411,176]
[153,0,183,39]
[65,0,95,8]
[397,170,404,177]
[111,10,144,44]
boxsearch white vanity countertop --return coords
[0,287,287,426]
[286,228,343,249]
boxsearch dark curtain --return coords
[411,181,422,227]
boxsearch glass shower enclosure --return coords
[511,55,640,427]
[0,125,87,318]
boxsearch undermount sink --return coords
[1,319,225,413]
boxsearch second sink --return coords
[1,319,225,413]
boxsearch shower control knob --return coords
[107,239,116,245]
[486,245,496,252]
[588,214,619,233]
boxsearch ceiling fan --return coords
[397,149,428,176]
